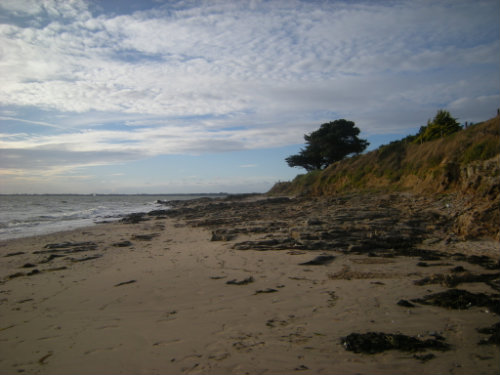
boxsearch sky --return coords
[0,0,499,194]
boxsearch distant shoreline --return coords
[0,193,230,197]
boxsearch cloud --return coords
[0,0,498,189]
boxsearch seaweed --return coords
[412,289,500,314]
[414,271,500,288]
[341,332,450,354]
[477,322,500,346]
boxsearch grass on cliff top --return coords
[269,116,500,196]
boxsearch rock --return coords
[299,255,335,266]
[70,255,102,262]
[254,288,278,294]
[27,269,41,276]
[114,280,137,287]
[35,242,98,255]
[22,263,36,268]
[226,276,254,285]
[40,254,66,263]
[413,353,436,362]
[131,234,158,241]
[8,272,25,279]
[341,332,450,354]
[43,241,97,250]
[112,240,133,247]
[211,229,237,241]
[4,252,25,257]
[233,238,301,251]
[148,209,169,217]
[306,218,324,226]
[397,299,416,308]
[121,212,149,224]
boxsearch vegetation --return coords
[414,110,462,144]
[286,119,369,171]
[269,114,500,197]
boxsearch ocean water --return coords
[0,194,221,241]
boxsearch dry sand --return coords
[0,197,499,374]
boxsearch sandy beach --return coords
[0,193,498,374]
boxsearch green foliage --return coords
[461,139,499,164]
[286,119,369,171]
[414,110,461,144]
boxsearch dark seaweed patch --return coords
[412,289,500,314]
[341,332,450,354]
[477,322,500,345]
[414,271,500,288]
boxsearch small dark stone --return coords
[4,252,25,257]
[226,276,254,285]
[112,240,133,247]
[211,230,237,241]
[413,353,436,362]
[43,241,96,250]
[417,262,428,267]
[17,298,34,304]
[131,234,158,241]
[47,266,68,272]
[8,272,25,279]
[419,255,441,261]
[294,365,309,371]
[306,218,323,226]
[299,255,335,266]
[27,269,41,276]
[255,288,278,294]
[397,299,416,308]
[114,280,137,287]
[22,263,36,268]
[450,266,466,273]
[70,255,102,262]
[40,254,65,263]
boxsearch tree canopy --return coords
[286,119,369,171]
[414,110,461,144]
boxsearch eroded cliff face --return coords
[450,157,499,240]
[269,117,500,240]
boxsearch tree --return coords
[414,110,461,144]
[286,119,369,171]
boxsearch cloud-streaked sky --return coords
[1,0,499,193]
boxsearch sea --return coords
[0,194,224,241]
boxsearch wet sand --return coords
[0,193,498,374]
